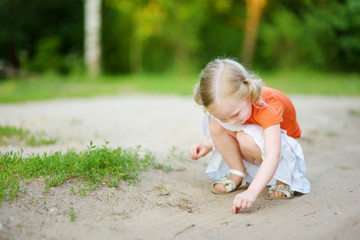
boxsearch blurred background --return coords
[0,0,359,102]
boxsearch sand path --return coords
[0,94,360,240]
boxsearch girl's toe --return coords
[277,190,287,198]
[269,190,275,198]
[214,183,226,193]
[275,190,284,198]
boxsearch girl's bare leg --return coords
[236,131,262,164]
[210,122,288,197]
[209,119,246,192]
[236,131,287,197]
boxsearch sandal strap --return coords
[229,169,246,178]
[229,169,247,188]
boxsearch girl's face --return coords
[210,97,252,125]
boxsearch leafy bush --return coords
[258,0,360,71]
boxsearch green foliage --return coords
[101,2,132,73]
[0,141,156,206]
[0,0,83,74]
[104,0,208,74]
[0,0,359,74]
[69,206,76,221]
[258,0,360,71]
[20,36,84,74]
[0,125,57,146]
[198,1,245,67]
[153,146,183,173]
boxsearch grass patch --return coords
[0,70,359,103]
[348,109,360,117]
[0,73,198,103]
[262,70,360,96]
[0,141,156,206]
[0,125,57,146]
[69,206,77,221]
[153,146,186,172]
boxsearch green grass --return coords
[0,70,358,103]
[0,141,158,206]
[0,125,58,146]
[262,70,360,95]
[69,206,76,221]
[0,73,199,103]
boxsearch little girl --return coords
[189,58,310,214]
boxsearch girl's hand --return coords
[232,190,257,214]
[189,143,212,160]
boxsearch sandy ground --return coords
[0,94,360,240]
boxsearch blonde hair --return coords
[194,58,263,110]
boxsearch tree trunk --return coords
[85,0,101,78]
[241,0,267,67]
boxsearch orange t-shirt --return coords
[246,87,301,138]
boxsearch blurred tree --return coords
[163,0,207,74]
[107,0,207,74]
[198,0,245,67]
[85,0,102,77]
[241,0,267,67]
[1,0,359,75]
[305,0,360,71]
[101,4,131,73]
[0,0,83,74]
[106,0,166,73]
[257,0,360,71]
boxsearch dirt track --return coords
[1,94,360,240]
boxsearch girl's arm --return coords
[232,124,281,213]
[247,124,281,196]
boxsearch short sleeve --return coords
[254,97,284,129]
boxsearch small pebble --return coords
[159,192,170,196]
[49,207,57,213]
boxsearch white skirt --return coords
[203,115,311,194]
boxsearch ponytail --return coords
[245,74,263,103]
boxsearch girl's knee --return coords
[236,131,262,162]
[236,131,253,149]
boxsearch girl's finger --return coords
[192,147,199,155]
[192,149,199,160]
[189,149,196,160]
[232,203,238,214]
[197,150,203,158]
[236,199,242,209]
[235,199,243,213]
[241,200,248,209]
